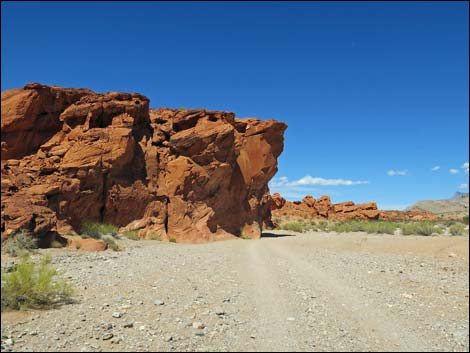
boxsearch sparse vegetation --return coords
[1,254,74,311]
[329,220,397,234]
[80,222,118,239]
[279,221,307,233]
[102,236,121,251]
[400,222,442,236]
[273,217,463,237]
[169,237,177,243]
[79,222,121,250]
[121,230,139,240]
[148,232,162,241]
[449,223,467,236]
[463,215,469,225]
[2,230,38,257]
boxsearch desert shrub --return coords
[279,222,306,233]
[121,230,139,240]
[75,242,82,250]
[147,232,162,241]
[329,220,397,234]
[316,220,329,231]
[463,215,469,225]
[401,222,440,236]
[1,254,73,311]
[329,222,352,233]
[102,236,120,251]
[449,223,467,236]
[169,237,177,243]
[442,220,458,227]
[364,221,397,234]
[80,222,118,239]
[2,230,38,257]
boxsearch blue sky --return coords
[2,1,468,209]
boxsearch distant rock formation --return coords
[271,193,437,222]
[407,192,469,219]
[1,83,287,246]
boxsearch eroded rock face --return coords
[1,83,287,246]
[272,194,436,221]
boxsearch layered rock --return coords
[1,83,287,246]
[271,194,436,221]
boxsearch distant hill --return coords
[407,192,469,218]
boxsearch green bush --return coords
[102,236,120,251]
[449,223,467,236]
[316,220,329,231]
[169,237,177,243]
[148,232,162,241]
[329,220,397,234]
[463,215,469,225]
[1,255,74,311]
[365,221,397,234]
[121,230,139,240]
[2,230,38,257]
[279,222,306,233]
[80,222,118,239]
[401,222,440,236]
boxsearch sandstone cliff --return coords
[271,193,437,222]
[1,83,287,245]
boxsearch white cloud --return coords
[450,169,460,175]
[462,162,469,174]
[459,183,469,190]
[387,170,408,176]
[270,175,369,187]
[431,166,440,171]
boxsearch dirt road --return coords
[2,231,469,352]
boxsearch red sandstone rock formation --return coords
[1,83,287,246]
[271,194,436,221]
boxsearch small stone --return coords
[123,321,134,328]
[448,252,457,258]
[102,333,114,340]
[112,312,122,318]
[402,293,413,299]
[164,335,173,342]
[287,317,295,321]
[154,299,164,306]
[192,322,205,329]
[110,336,121,344]
[5,338,13,345]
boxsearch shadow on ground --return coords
[261,232,294,238]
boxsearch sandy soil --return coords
[1,231,469,352]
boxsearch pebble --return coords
[5,339,13,345]
[192,322,205,329]
[112,312,122,318]
[154,300,165,306]
[123,321,134,328]
[102,333,114,340]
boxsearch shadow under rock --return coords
[261,232,295,238]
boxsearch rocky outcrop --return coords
[1,83,287,246]
[272,194,436,221]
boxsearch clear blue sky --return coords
[2,1,468,209]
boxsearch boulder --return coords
[1,83,287,246]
